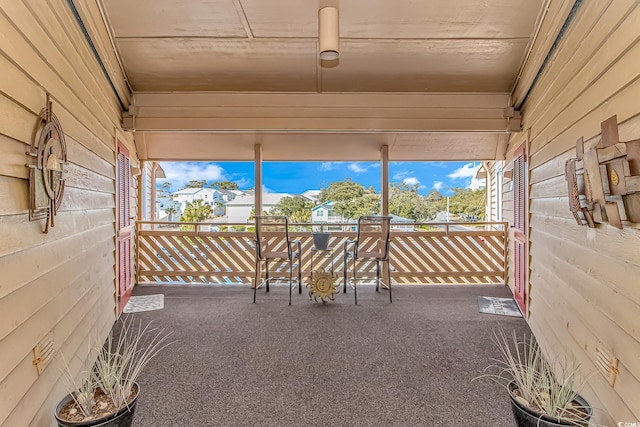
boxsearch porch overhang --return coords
[128,92,517,162]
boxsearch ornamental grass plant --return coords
[476,329,594,426]
[58,317,173,423]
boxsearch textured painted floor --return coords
[126,284,526,427]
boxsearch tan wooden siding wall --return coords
[0,1,132,426]
[503,1,640,424]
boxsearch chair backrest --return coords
[355,216,392,260]
[255,216,291,259]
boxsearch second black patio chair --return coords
[253,216,302,305]
[343,216,392,304]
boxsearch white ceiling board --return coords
[392,133,502,161]
[138,131,500,161]
[240,0,543,39]
[103,0,246,37]
[118,38,318,91]
[321,39,528,92]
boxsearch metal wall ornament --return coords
[565,115,640,229]
[26,94,67,233]
[308,270,338,303]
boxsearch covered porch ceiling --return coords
[95,0,550,161]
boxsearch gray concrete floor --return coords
[126,284,526,427]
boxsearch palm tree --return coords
[164,206,178,222]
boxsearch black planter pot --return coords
[55,383,140,427]
[312,232,331,250]
[508,381,592,427]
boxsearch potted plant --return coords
[55,318,173,427]
[312,225,331,250]
[477,330,594,427]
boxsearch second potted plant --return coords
[55,318,173,427]
[478,330,593,427]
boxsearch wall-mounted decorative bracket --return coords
[565,115,640,229]
[26,94,67,233]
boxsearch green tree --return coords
[160,181,172,194]
[183,180,207,189]
[389,182,427,221]
[424,190,446,220]
[209,180,239,190]
[179,199,212,224]
[447,188,486,220]
[269,196,314,223]
[352,192,380,218]
[319,179,374,220]
[164,206,178,222]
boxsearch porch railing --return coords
[136,221,507,285]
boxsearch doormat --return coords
[477,296,522,317]
[124,294,164,313]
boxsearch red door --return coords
[117,142,133,313]
[513,145,527,315]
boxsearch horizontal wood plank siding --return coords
[504,1,640,423]
[0,1,132,426]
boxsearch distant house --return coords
[226,193,292,223]
[156,196,181,221]
[172,187,233,215]
[300,189,321,204]
[389,214,415,231]
[311,201,342,223]
[312,201,414,231]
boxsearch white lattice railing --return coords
[136,221,507,285]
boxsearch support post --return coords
[381,145,389,216]
[254,144,263,218]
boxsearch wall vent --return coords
[595,346,619,387]
[33,333,56,375]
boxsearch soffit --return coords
[101,0,544,93]
[137,131,505,162]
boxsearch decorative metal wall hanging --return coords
[565,115,640,229]
[26,94,67,233]
[308,270,338,303]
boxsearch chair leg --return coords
[289,259,293,306]
[343,253,348,294]
[387,260,392,303]
[253,259,260,304]
[376,261,380,292]
[297,251,302,294]
[265,260,270,292]
[353,258,358,305]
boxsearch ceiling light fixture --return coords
[318,7,339,60]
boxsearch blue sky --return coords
[158,161,483,195]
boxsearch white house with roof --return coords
[226,193,292,223]
[172,187,232,215]
[311,201,342,224]
[312,201,415,231]
[156,196,181,221]
[300,189,321,204]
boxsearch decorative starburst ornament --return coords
[308,269,337,303]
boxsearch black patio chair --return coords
[343,216,392,304]
[253,216,302,305]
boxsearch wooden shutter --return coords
[513,151,526,232]
[117,145,130,230]
[116,142,133,313]
[512,145,527,314]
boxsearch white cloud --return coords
[433,181,444,191]
[448,163,479,179]
[468,177,486,191]
[348,163,367,174]
[234,177,251,188]
[159,162,225,186]
[319,162,335,171]
[403,177,420,186]
[393,170,412,180]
